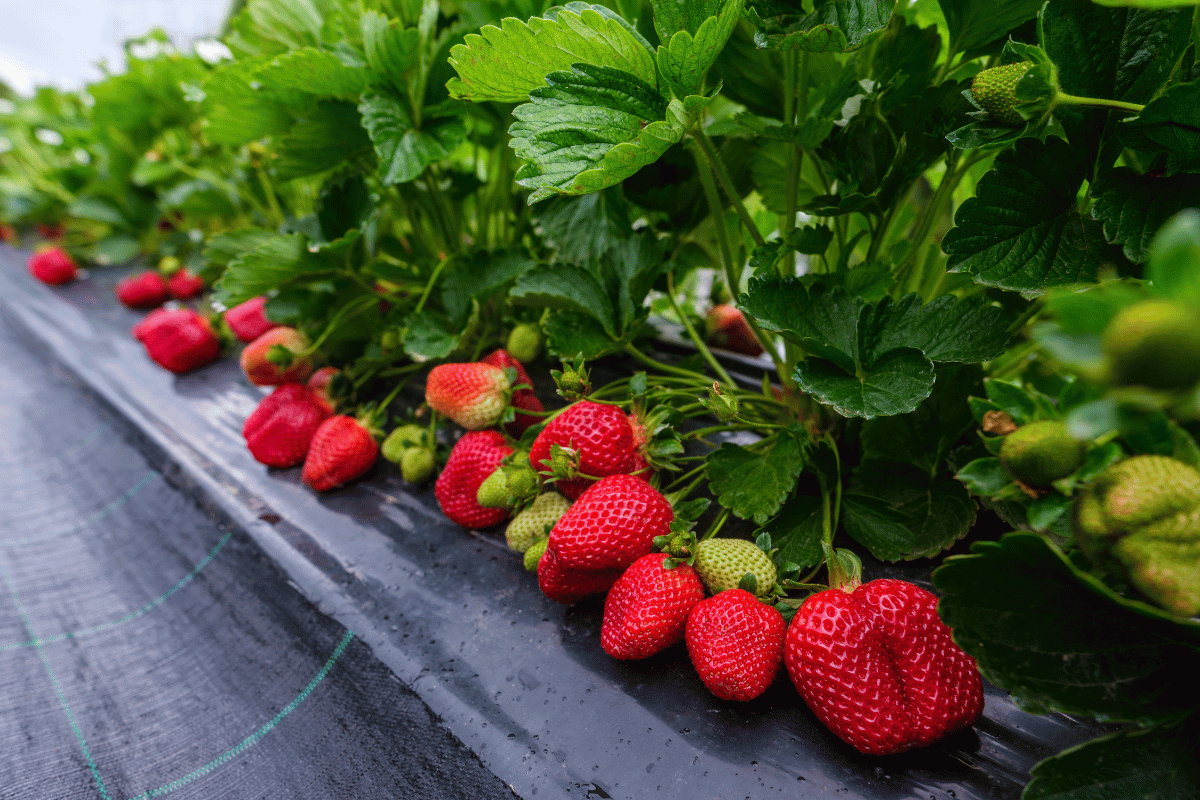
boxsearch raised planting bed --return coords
[0,246,1113,800]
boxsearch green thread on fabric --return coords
[124,630,356,800]
[0,560,113,800]
[0,530,235,651]
[3,470,158,545]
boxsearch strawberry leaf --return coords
[510,265,617,334]
[403,310,459,360]
[655,0,744,98]
[509,65,715,203]
[943,136,1108,295]
[214,233,327,306]
[359,92,466,185]
[1023,718,1200,800]
[253,48,371,97]
[842,461,976,561]
[1091,168,1200,263]
[746,0,894,53]
[759,493,824,570]
[446,3,657,103]
[1119,81,1200,173]
[274,101,374,181]
[536,188,632,266]
[936,0,1044,57]
[934,532,1200,725]
[705,425,809,524]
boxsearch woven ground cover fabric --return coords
[0,245,1113,800]
[0,310,515,799]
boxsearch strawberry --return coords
[27,247,77,285]
[970,62,1032,126]
[686,589,786,701]
[547,474,673,571]
[999,420,1086,487]
[528,401,651,499]
[784,578,984,755]
[693,538,778,596]
[481,349,544,436]
[132,308,221,373]
[505,492,571,553]
[400,447,435,484]
[601,553,705,660]
[434,430,514,528]
[382,423,430,463]
[167,268,205,300]
[425,362,511,430]
[241,326,313,386]
[225,296,278,343]
[115,270,169,309]
[706,304,764,357]
[242,383,333,468]
[301,414,381,491]
[537,543,623,605]
[505,323,542,363]
[524,537,549,572]
[306,366,340,414]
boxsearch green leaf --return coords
[936,0,1045,57]
[441,251,538,325]
[403,310,459,360]
[446,4,657,103]
[651,0,726,39]
[1147,210,1200,305]
[759,494,824,570]
[200,57,303,146]
[705,425,810,524]
[956,457,1012,496]
[943,137,1105,295]
[860,364,981,473]
[509,264,617,334]
[359,92,465,185]
[254,48,370,97]
[544,310,625,359]
[510,65,714,202]
[742,277,1012,417]
[752,139,820,215]
[794,349,935,418]
[158,180,237,217]
[536,188,631,265]
[214,234,328,306]
[274,101,373,181]
[1041,0,1194,107]
[316,171,374,243]
[656,0,744,97]
[933,532,1200,724]
[202,228,279,282]
[842,461,977,561]
[1091,0,1200,5]
[1091,168,1200,263]
[747,0,895,52]
[361,10,420,93]
[1120,81,1200,173]
[1024,718,1200,800]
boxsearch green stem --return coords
[623,344,711,382]
[693,129,766,247]
[1055,93,1145,115]
[666,271,735,385]
[307,294,378,354]
[781,50,799,239]
[414,256,451,315]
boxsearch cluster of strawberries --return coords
[28,247,986,757]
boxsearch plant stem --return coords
[414,255,451,315]
[666,271,735,385]
[622,344,711,382]
[1055,93,1145,115]
[693,129,766,247]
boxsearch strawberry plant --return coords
[4,0,1199,794]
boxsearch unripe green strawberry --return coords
[1074,455,1200,617]
[506,323,543,364]
[524,537,549,572]
[400,446,434,484]
[999,420,1086,487]
[1102,299,1200,391]
[970,62,1032,126]
[382,424,430,464]
[693,538,777,596]
[506,492,571,553]
[477,461,539,508]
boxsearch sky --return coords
[0,1,230,95]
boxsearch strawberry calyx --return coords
[822,542,862,593]
[550,355,591,400]
[476,453,540,509]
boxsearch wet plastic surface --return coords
[0,246,1111,800]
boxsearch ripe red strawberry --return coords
[132,308,220,373]
[306,366,340,414]
[686,589,786,701]
[785,578,984,755]
[301,415,380,491]
[241,326,313,386]
[601,553,705,660]
[528,401,651,499]
[425,362,511,430]
[706,304,764,357]
[434,430,514,528]
[167,268,205,300]
[27,247,77,285]
[547,474,673,571]
[225,296,278,343]
[243,383,332,468]
[537,543,623,605]
[481,348,544,437]
[116,270,169,309]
